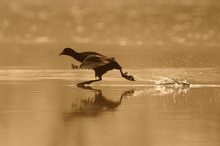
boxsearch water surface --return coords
[0,68,220,146]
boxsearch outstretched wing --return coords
[80,55,115,69]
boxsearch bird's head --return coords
[59,48,76,56]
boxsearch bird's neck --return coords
[68,51,83,62]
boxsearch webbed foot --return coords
[76,82,87,87]
[76,78,102,87]
[123,73,135,81]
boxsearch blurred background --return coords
[0,0,220,69]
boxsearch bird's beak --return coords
[59,52,63,56]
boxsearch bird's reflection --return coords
[64,83,191,120]
[65,86,135,118]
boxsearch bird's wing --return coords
[80,55,115,69]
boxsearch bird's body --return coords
[60,48,135,86]
[71,51,102,62]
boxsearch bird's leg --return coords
[120,69,135,81]
[76,77,102,87]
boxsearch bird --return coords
[59,48,135,86]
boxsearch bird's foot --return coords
[76,83,84,87]
[71,64,79,69]
[127,75,135,81]
[76,79,101,87]
[76,82,88,87]
[123,73,135,81]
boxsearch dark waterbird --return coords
[59,48,135,86]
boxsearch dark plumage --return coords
[59,48,135,86]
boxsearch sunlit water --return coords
[0,68,220,146]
